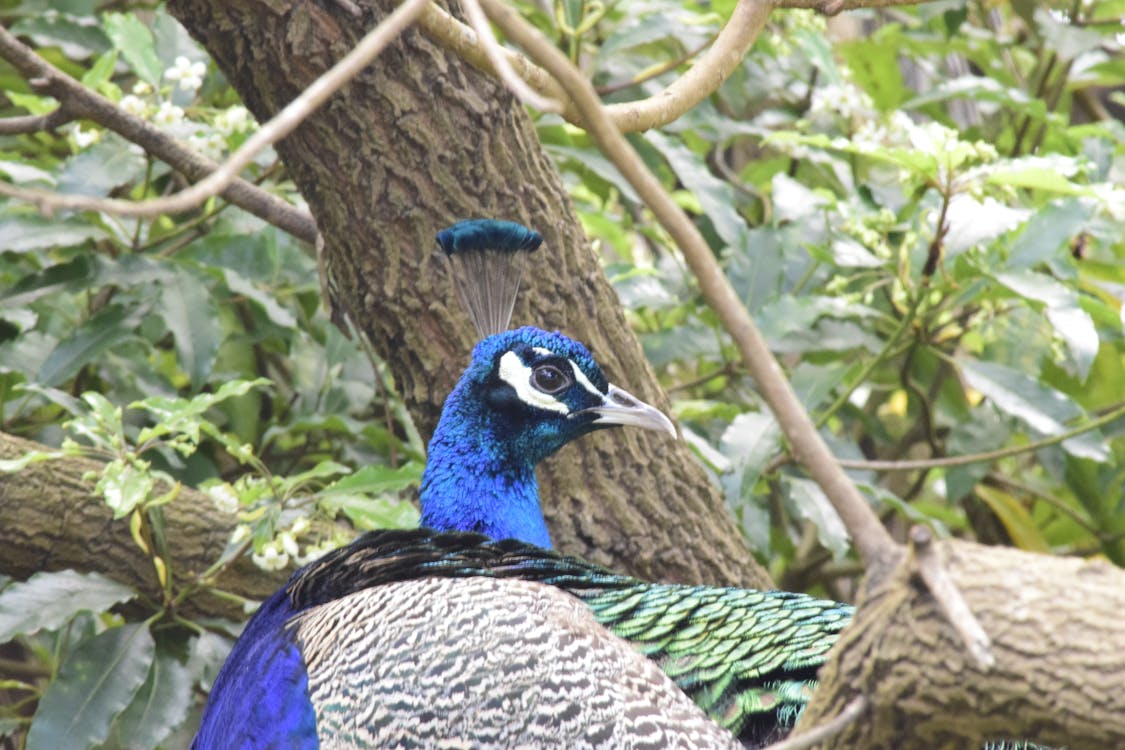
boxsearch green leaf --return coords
[81,49,119,93]
[103,647,193,750]
[975,485,1051,552]
[160,268,221,391]
[101,12,162,84]
[959,359,1107,460]
[783,477,850,559]
[26,624,154,750]
[96,459,156,518]
[57,134,147,198]
[0,570,135,643]
[645,131,748,248]
[1007,198,1094,269]
[994,269,1099,379]
[222,269,297,328]
[320,462,423,497]
[39,304,141,386]
[0,215,106,253]
[324,494,420,531]
[719,412,780,552]
[986,167,1093,196]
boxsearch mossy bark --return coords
[163,0,769,588]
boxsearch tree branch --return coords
[418,0,770,133]
[479,0,899,576]
[0,0,429,221]
[0,24,317,243]
[0,431,288,621]
[0,104,73,134]
[798,539,1125,749]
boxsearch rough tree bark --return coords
[794,539,1125,749]
[162,0,769,588]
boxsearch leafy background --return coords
[1,0,1124,745]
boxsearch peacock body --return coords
[193,219,851,748]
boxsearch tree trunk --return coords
[794,539,1125,749]
[164,0,769,588]
[0,431,286,620]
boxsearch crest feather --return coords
[437,219,543,337]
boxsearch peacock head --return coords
[450,324,674,466]
[419,218,675,547]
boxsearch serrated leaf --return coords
[102,12,162,84]
[39,304,140,386]
[26,624,154,750]
[0,570,135,643]
[160,268,221,391]
[103,647,193,750]
[783,477,850,559]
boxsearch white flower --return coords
[278,531,300,558]
[154,100,184,127]
[252,544,290,571]
[187,131,225,161]
[165,55,207,92]
[119,94,148,118]
[72,124,101,149]
[132,81,153,96]
[290,516,311,536]
[215,105,253,135]
[207,483,239,514]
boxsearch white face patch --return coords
[498,351,570,414]
[532,347,553,357]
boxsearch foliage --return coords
[1,0,1124,746]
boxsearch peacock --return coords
[193,219,853,749]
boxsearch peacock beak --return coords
[571,383,677,439]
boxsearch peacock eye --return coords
[531,363,571,395]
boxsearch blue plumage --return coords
[193,589,318,749]
[419,327,615,548]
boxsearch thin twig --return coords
[459,0,563,112]
[419,0,771,133]
[481,0,898,573]
[0,24,317,243]
[835,399,1125,471]
[0,104,73,134]
[0,0,426,219]
[910,525,993,668]
[763,696,867,750]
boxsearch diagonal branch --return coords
[0,0,427,221]
[0,104,74,135]
[479,0,899,575]
[0,25,317,243]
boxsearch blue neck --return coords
[419,386,552,549]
